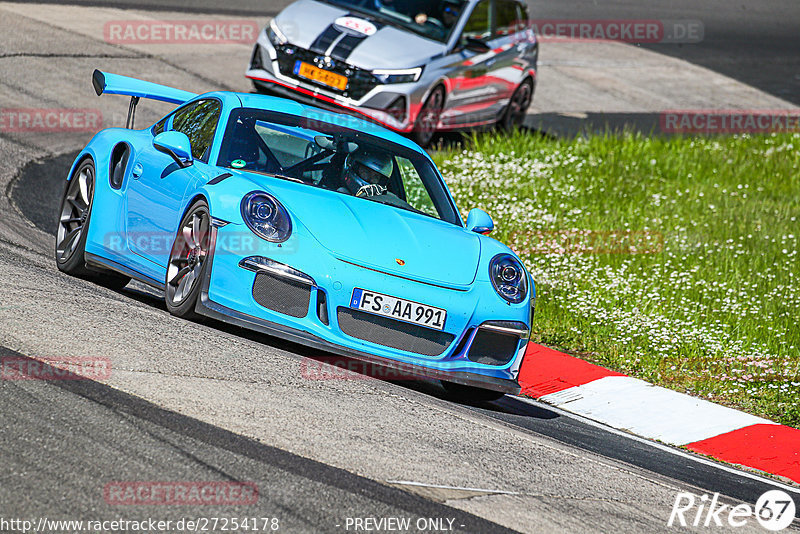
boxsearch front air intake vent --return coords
[252,271,310,318]
[467,329,520,366]
[337,307,454,357]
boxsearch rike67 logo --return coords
[668,490,796,531]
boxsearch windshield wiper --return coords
[269,173,305,184]
[232,168,306,184]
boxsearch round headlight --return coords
[241,191,292,243]
[489,254,528,304]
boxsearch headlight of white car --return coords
[372,67,423,84]
[267,18,289,46]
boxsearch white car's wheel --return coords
[411,86,445,147]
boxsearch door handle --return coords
[132,162,143,179]
[486,57,497,67]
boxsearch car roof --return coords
[216,91,427,156]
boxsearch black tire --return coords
[55,159,130,290]
[165,199,211,319]
[411,86,445,147]
[440,380,506,403]
[499,78,533,131]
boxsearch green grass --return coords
[433,131,800,427]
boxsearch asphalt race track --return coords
[0,1,799,533]
[7,0,799,105]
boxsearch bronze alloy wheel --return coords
[165,200,211,318]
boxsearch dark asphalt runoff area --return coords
[0,345,516,533]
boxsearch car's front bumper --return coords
[245,30,426,134]
[196,224,529,394]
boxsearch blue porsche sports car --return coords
[55,70,534,399]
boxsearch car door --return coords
[126,99,221,273]
[482,0,529,116]
[443,0,498,126]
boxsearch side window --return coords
[397,157,439,219]
[495,0,521,37]
[171,99,222,162]
[152,115,167,135]
[519,3,529,25]
[460,0,491,44]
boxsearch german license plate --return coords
[350,288,447,331]
[294,61,348,91]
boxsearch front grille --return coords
[252,272,311,318]
[273,45,379,100]
[467,329,520,366]
[337,307,454,357]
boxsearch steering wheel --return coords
[425,17,445,28]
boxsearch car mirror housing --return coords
[153,131,193,168]
[465,36,491,53]
[466,208,494,235]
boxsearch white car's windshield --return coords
[217,108,461,225]
[319,0,467,43]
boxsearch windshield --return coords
[318,0,467,43]
[217,108,461,225]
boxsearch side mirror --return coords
[466,208,494,235]
[153,131,193,168]
[465,36,491,53]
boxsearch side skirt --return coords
[85,252,165,291]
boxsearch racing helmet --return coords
[343,148,394,196]
[440,0,463,24]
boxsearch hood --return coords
[275,0,447,70]
[260,177,480,287]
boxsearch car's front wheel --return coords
[411,86,444,147]
[55,159,130,289]
[440,380,506,403]
[165,199,211,319]
[498,79,533,131]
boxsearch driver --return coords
[413,0,462,26]
[341,148,395,198]
[376,0,434,26]
[439,0,462,27]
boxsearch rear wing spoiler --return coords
[92,69,197,128]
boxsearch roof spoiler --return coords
[92,69,197,128]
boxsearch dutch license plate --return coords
[350,288,447,331]
[294,61,348,91]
